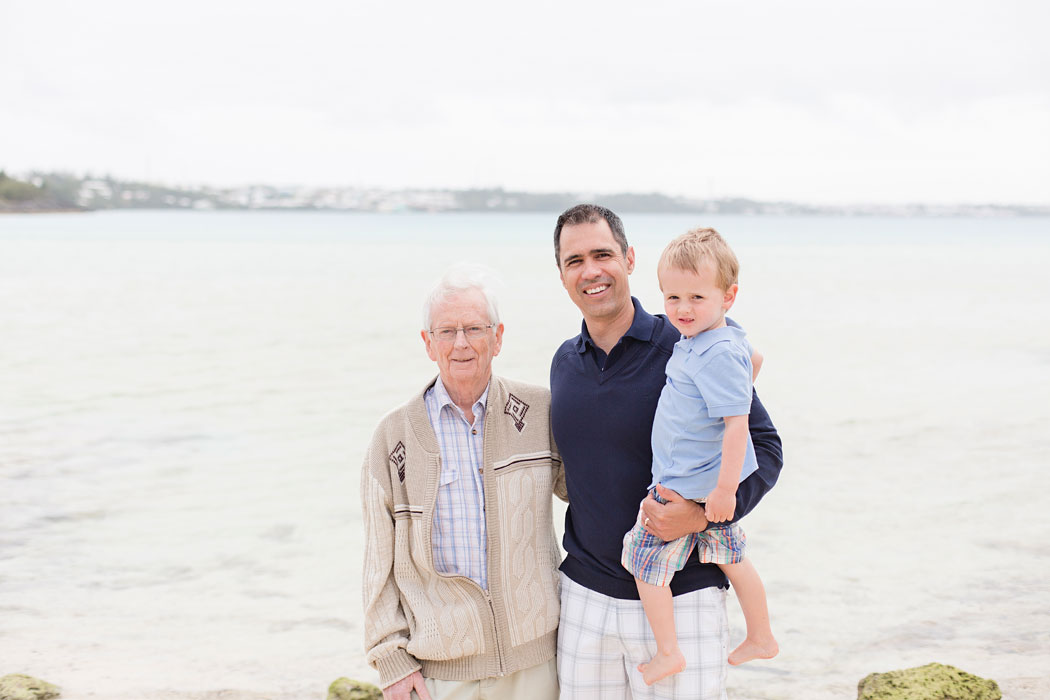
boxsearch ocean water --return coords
[1,210,1049,699]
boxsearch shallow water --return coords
[1,211,1049,699]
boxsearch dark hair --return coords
[553,204,628,267]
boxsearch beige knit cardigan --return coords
[361,375,566,687]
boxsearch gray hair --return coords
[422,263,502,330]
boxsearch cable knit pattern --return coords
[497,465,561,647]
[361,376,566,687]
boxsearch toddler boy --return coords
[621,228,778,685]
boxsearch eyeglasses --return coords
[428,324,496,342]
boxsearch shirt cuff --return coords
[707,402,752,418]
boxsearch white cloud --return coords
[1,0,1047,202]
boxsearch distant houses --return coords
[3,171,1047,217]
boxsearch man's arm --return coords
[360,442,423,690]
[642,389,783,540]
[732,388,783,521]
[550,421,568,503]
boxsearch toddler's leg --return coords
[719,557,779,665]
[635,578,686,685]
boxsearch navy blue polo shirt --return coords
[550,297,784,599]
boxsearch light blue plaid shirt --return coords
[424,376,489,589]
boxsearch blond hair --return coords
[658,227,739,291]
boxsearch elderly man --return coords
[361,265,564,700]
[550,204,784,699]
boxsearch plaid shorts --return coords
[621,491,747,586]
[558,573,729,699]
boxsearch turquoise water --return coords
[3,209,1047,245]
[1,210,1049,699]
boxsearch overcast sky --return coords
[2,0,1048,204]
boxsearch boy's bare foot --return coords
[638,648,686,685]
[728,636,779,666]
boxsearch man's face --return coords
[421,288,503,392]
[558,219,636,324]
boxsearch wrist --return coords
[693,502,710,530]
[375,650,421,689]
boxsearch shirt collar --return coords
[431,375,489,417]
[574,296,656,354]
[677,324,747,355]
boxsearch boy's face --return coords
[659,261,738,338]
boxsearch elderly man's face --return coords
[422,289,503,396]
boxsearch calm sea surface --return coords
[2,211,1049,699]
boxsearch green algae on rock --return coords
[327,677,382,700]
[0,675,60,700]
[858,662,1001,700]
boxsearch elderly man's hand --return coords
[382,671,432,700]
[641,484,709,541]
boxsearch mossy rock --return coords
[327,677,382,700]
[858,662,1001,700]
[0,675,60,700]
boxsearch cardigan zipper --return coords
[485,592,506,676]
[428,573,505,676]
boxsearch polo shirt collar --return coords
[575,296,655,354]
[677,324,746,355]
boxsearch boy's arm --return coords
[643,390,783,538]
[703,414,748,522]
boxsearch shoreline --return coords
[6,670,1049,700]
[0,207,86,214]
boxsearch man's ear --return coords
[492,323,505,357]
[421,329,437,361]
[626,246,636,274]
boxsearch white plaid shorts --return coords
[557,573,728,699]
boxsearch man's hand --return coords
[382,671,432,700]
[641,484,709,541]
[703,486,736,523]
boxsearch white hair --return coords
[422,263,502,330]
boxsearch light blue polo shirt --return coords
[649,324,759,500]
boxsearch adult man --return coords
[362,265,565,700]
[550,205,783,699]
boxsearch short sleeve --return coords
[687,345,753,417]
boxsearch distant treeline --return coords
[2,171,1048,217]
[452,189,829,215]
[0,172,83,212]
